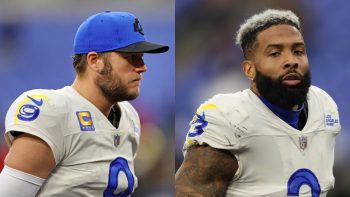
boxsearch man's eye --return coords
[123,54,143,62]
[126,55,137,61]
[294,50,304,56]
[130,55,137,61]
[270,52,280,57]
[132,55,143,61]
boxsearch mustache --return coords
[280,70,304,81]
[131,77,142,81]
[129,75,143,83]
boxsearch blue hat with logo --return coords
[73,11,169,54]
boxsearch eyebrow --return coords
[265,42,305,51]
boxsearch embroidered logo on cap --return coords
[134,18,144,35]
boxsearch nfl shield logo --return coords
[299,136,307,150]
[114,134,120,147]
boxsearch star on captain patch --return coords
[114,134,121,147]
[299,135,307,150]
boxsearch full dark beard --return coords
[255,69,311,109]
[95,61,138,104]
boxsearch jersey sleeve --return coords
[4,89,67,164]
[184,94,247,152]
[312,86,341,133]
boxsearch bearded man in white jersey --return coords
[176,9,340,197]
[0,11,169,196]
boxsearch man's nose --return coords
[283,52,298,69]
[135,62,147,74]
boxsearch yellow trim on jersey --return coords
[185,103,217,146]
[196,103,218,113]
[14,94,49,123]
[186,135,194,146]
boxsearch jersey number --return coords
[104,157,134,197]
[287,168,320,197]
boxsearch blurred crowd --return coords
[0,0,174,196]
[176,0,350,195]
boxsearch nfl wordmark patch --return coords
[76,111,95,131]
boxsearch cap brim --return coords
[115,41,169,54]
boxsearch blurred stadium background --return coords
[176,0,350,196]
[0,0,174,196]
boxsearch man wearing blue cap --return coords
[0,11,169,196]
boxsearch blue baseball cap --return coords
[73,11,169,54]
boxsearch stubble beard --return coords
[255,68,311,109]
[95,60,139,104]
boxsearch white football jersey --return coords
[5,86,141,197]
[184,86,341,197]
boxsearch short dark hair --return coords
[236,9,301,59]
[72,54,87,74]
[72,52,110,74]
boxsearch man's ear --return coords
[86,52,103,73]
[242,60,256,81]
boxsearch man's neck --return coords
[258,94,304,130]
[71,77,112,117]
[250,85,298,111]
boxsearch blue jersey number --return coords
[104,157,134,197]
[287,168,321,197]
